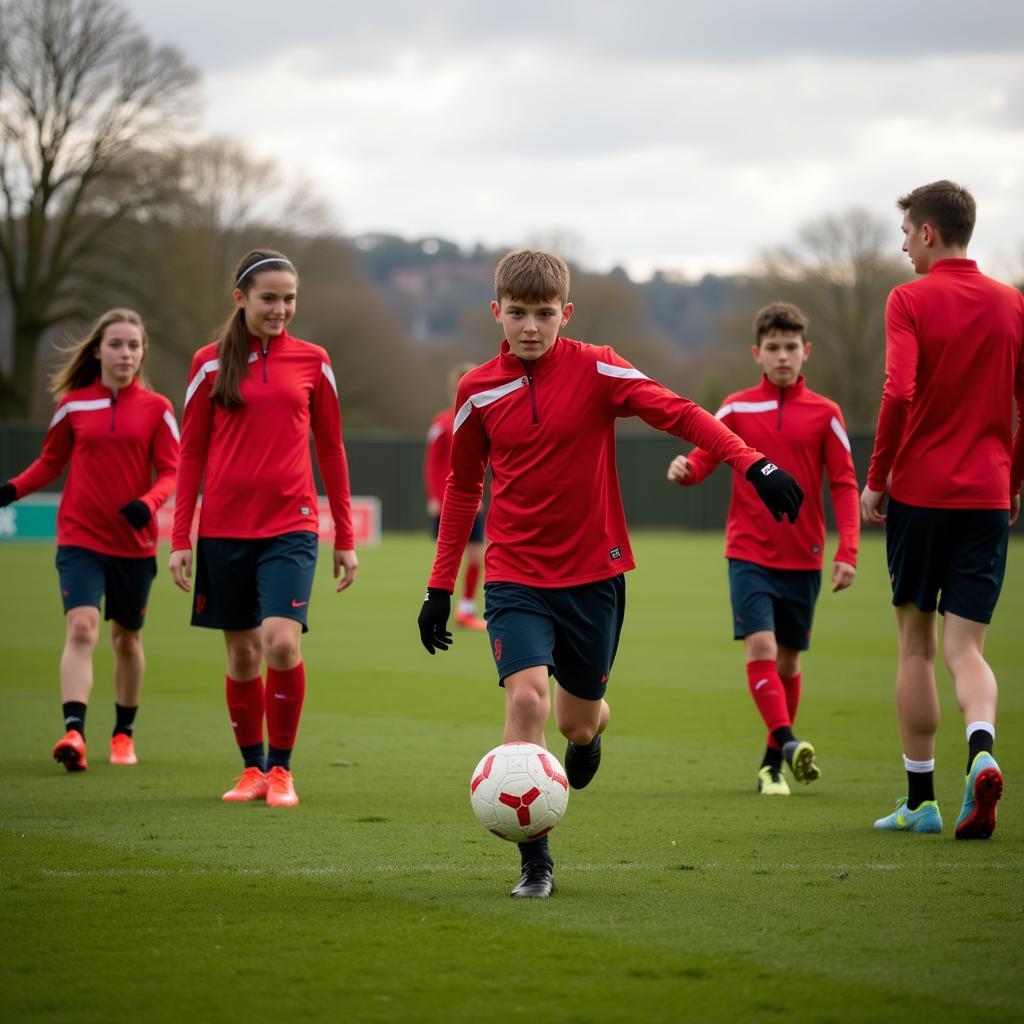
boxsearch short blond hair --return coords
[494,249,570,305]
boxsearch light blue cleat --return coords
[873,797,942,833]
[955,752,1003,840]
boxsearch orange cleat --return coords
[52,730,88,772]
[455,611,487,631]
[222,766,269,802]
[266,766,299,807]
[109,733,138,765]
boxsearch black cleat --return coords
[510,860,555,899]
[564,735,602,790]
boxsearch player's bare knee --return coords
[508,682,547,722]
[65,611,99,649]
[110,628,142,660]
[745,631,777,662]
[561,720,598,745]
[226,636,262,678]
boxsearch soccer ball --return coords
[469,742,569,842]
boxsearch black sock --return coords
[906,771,935,810]
[62,701,87,739]
[240,743,266,770]
[113,704,138,738]
[266,745,292,771]
[761,747,784,771]
[772,726,797,748]
[967,731,994,774]
[518,834,552,868]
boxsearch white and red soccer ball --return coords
[469,742,569,842]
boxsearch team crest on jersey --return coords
[609,546,622,560]
[493,638,502,662]
[300,506,311,516]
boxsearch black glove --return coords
[418,587,453,655]
[118,499,152,530]
[745,458,804,523]
[0,481,15,507]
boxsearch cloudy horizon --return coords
[129,0,1024,281]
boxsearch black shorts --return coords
[55,546,156,631]
[886,499,1009,624]
[192,531,318,632]
[432,511,484,544]
[728,559,822,652]
[483,575,626,701]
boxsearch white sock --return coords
[903,756,935,773]
[457,598,476,616]
[965,720,995,742]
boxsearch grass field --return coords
[1,532,1022,1023]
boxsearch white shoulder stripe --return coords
[183,352,259,409]
[184,358,219,408]
[49,398,112,428]
[596,360,647,380]
[321,362,338,397]
[453,377,526,433]
[830,415,851,452]
[731,400,779,414]
[715,404,732,419]
[426,422,444,444]
[162,409,181,443]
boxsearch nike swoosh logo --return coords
[291,599,308,608]
[274,693,287,699]
[755,679,768,690]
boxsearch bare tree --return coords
[0,0,198,415]
[758,209,910,428]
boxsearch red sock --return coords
[746,659,791,734]
[265,662,306,750]
[226,675,264,748]
[463,563,481,602]
[766,671,803,749]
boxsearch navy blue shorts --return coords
[56,546,156,631]
[192,532,318,632]
[432,511,484,543]
[886,499,1009,624]
[728,559,821,651]
[483,575,626,701]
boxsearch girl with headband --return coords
[169,249,357,807]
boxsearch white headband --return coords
[235,257,294,287]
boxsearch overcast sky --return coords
[130,0,1024,280]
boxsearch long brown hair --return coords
[209,249,297,408]
[49,309,148,399]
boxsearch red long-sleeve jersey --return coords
[424,408,455,503]
[428,337,763,591]
[173,332,354,551]
[679,376,859,570]
[10,379,179,557]
[867,259,1024,507]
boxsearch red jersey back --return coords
[173,332,354,550]
[681,376,859,570]
[867,259,1024,508]
[10,379,179,557]
[428,337,762,591]
[424,408,454,503]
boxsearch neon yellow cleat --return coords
[757,765,791,795]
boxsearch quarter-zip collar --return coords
[498,336,564,377]
[251,331,286,383]
[758,373,806,400]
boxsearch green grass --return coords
[1,532,1022,1023]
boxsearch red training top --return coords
[428,337,763,591]
[10,379,179,557]
[424,407,455,504]
[173,332,354,550]
[680,375,860,570]
[867,259,1024,508]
